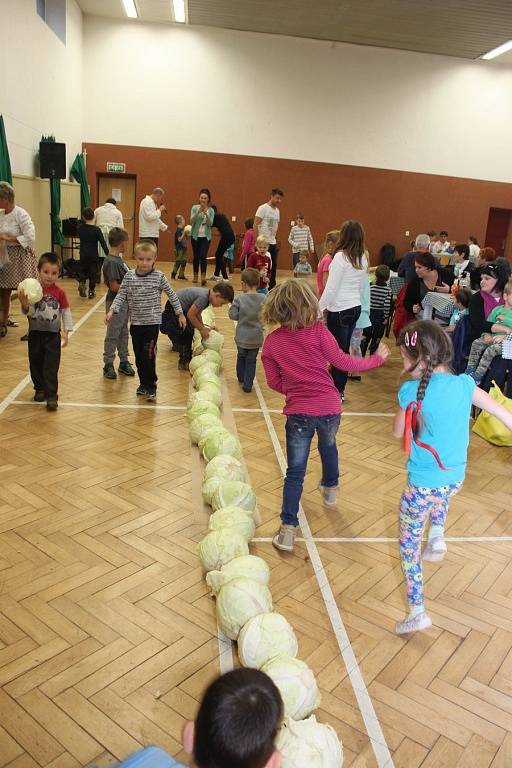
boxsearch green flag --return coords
[41,136,65,247]
[0,115,13,184]
[70,153,90,210]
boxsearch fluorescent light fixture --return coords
[481,40,512,60]
[121,0,138,19]
[173,0,186,23]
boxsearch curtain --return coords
[0,115,13,184]
[41,135,64,247]
[70,153,90,210]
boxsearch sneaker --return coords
[318,483,338,506]
[272,525,297,553]
[146,391,157,402]
[118,361,135,377]
[78,281,87,298]
[46,400,58,412]
[88,290,96,299]
[395,611,432,635]
[33,391,46,402]
[103,363,117,379]
[178,275,188,280]
[347,373,361,381]
[201,279,207,287]
[171,273,177,280]
[136,385,147,396]
[242,386,252,393]
[422,536,447,562]
[209,275,221,281]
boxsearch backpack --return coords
[392,284,415,339]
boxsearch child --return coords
[106,241,186,401]
[288,213,314,268]
[293,251,313,278]
[171,215,189,280]
[445,286,471,334]
[394,320,512,634]
[316,230,339,298]
[261,279,389,553]
[239,217,254,269]
[18,252,72,411]
[102,227,135,379]
[77,207,109,298]
[247,236,272,295]
[228,268,266,392]
[465,279,512,383]
[161,281,234,370]
[361,264,393,355]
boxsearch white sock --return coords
[428,524,444,541]
[409,604,424,619]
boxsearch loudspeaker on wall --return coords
[39,142,66,179]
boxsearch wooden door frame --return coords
[95,172,137,210]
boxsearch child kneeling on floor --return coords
[261,279,389,553]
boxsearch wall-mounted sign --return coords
[107,162,126,173]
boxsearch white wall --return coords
[1,0,83,178]
[82,15,512,183]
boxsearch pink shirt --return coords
[240,229,255,265]
[316,254,332,296]
[261,321,384,416]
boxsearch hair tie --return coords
[404,331,417,348]
[404,401,448,470]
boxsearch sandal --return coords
[0,324,7,338]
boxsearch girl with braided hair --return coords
[393,320,512,634]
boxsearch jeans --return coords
[191,237,210,277]
[28,330,61,400]
[161,309,194,364]
[326,306,361,394]
[130,324,159,392]
[269,244,278,289]
[236,346,259,390]
[281,413,340,526]
[214,233,235,279]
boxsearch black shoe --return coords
[136,385,147,396]
[242,386,252,393]
[46,400,58,411]
[33,391,46,402]
[347,374,361,382]
[171,273,177,279]
[78,281,87,298]
[103,363,117,379]
[118,361,135,376]
[88,290,96,299]
[20,334,29,341]
[178,275,188,280]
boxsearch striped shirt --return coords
[288,224,314,254]
[111,269,182,325]
[370,283,392,318]
[261,321,384,416]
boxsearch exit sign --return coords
[107,162,126,173]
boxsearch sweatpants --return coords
[103,298,129,365]
[130,324,159,392]
[467,337,503,380]
[28,330,61,400]
[79,255,99,291]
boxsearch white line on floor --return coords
[12,400,187,411]
[253,536,512,543]
[253,378,394,768]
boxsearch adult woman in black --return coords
[403,252,454,321]
[211,205,235,280]
[468,262,509,344]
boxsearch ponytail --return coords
[413,358,435,439]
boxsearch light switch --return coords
[231,216,236,222]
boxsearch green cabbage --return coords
[197,529,249,572]
[260,654,321,720]
[193,365,220,387]
[216,577,273,640]
[202,476,223,505]
[201,348,223,369]
[188,390,221,409]
[238,613,298,669]
[197,381,222,406]
[203,455,245,484]
[202,432,242,462]
[189,414,223,445]
[211,481,256,513]
[18,278,43,304]
[208,508,256,541]
[275,716,343,768]
[203,330,224,353]
[186,399,221,422]
[198,426,231,452]
[205,555,270,596]
[189,355,220,376]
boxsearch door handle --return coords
[124,216,134,221]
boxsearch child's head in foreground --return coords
[134,240,157,272]
[262,278,319,330]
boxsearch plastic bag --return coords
[472,381,512,447]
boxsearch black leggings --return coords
[191,237,210,276]
[269,244,278,289]
[214,234,235,279]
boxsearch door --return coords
[97,175,136,246]
[484,207,512,257]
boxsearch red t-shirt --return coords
[247,251,272,289]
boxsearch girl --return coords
[394,320,512,635]
[190,188,215,286]
[261,279,389,553]
[319,220,369,399]
[316,230,339,298]
[239,218,254,269]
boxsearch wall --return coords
[82,15,512,183]
[2,0,83,178]
[83,143,512,266]
[13,176,81,255]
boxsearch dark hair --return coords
[194,669,282,768]
[481,262,510,293]
[296,212,304,219]
[212,281,235,302]
[427,230,436,238]
[241,268,260,288]
[469,235,478,245]
[38,252,59,269]
[397,319,453,440]
[335,220,366,269]
[454,243,470,260]
[479,247,496,262]
[105,197,117,205]
[108,227,129,247]
[271,188,284,197]
[82,207,94,221]
[440,230,448,237]
[414,252,437,271]
[244,217,254,230]
[375,264,390,284]
[495,257,512,279]
[211,204,218,213]
[379,243,396,268]
[456,287,472,308]
[199,188,211,202]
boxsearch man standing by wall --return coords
[95,197,124,229]
[138,188,167,251]
[254,188,283,289]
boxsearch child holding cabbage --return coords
[261,279,389,553]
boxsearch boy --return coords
[228,268,266,393]
[293,251,313,277]
[106,241,186,401]
[102,227,135,379]
[361,264,392,356]
[161,281,234,370]
[18,252,73,412]
[466,279,512,384]
[247,236,272,294]
[171,215,189,280]
[77,207,109,298]
[445,287,471,334]
[288,212,314,268]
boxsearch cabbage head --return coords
[216,577,272,640]
[200,348,223,369]
[188,389,221,409]
[198,426,231,452]
[186,399,221,423]
[202,476,223,505]
[197,529,249,572]
[238,613,298,669]
[202,432,242,462]
[197,381,222,406]
[203,330,224,353]
[275,716,343,768]
[193,365,220,387]
[211,481,256,513]
[205,555,270,596]
[203,455,244,484]
[189,414,223,445]
[208,508,255,541]
[189,355,220,376]
[260,654,321,720]
[18,278,43,305]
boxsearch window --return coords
[36,0,66,45]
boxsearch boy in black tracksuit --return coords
[77,207,108,298]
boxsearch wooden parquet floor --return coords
[0,269,512,768]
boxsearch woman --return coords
[319,220,368,398]
[190,188,214,286]
[468,262,509,344]
[403,252,454,322]
[451,243,474,283]
[0,181,37,337]
[211,205,235,281]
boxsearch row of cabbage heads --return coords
[184,324,343,767]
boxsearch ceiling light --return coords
[121,0,138,19]
[173,0,186,23]
[481,40,512,60]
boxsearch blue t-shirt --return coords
[398,373,476,488]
